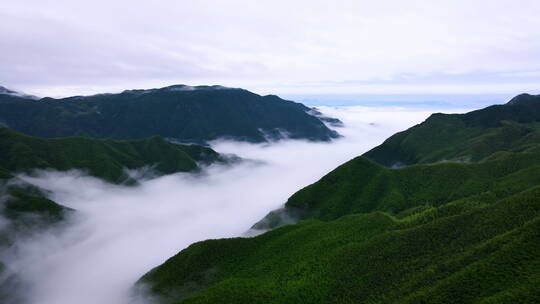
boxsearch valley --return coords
[1,86,539,304]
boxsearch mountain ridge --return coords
[0,85,340,144]
[363,93,540,167]
[0,127,227,183]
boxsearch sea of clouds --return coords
[0,106,471,304]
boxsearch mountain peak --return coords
[0,86,37,99]
[506,93,540,106]
[163,84,238,91]
[0,86,17,94]
[122,84,239,95]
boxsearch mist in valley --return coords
[0,106,470,304]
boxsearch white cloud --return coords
[1,0,539,96]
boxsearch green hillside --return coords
[138,149,540,304]
[0,124,229,299]
[0,124,228,301]
[138,94,540,303]
[1,180,71,256]
[364,93,540,167]
[0,127,225,183]
[0,85,340,143]
[282,148,540,222]
[0,179,72,304]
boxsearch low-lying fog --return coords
[1,106,470,304]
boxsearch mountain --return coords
[0,127,227,183]
[364,93,540,167]
[0,85,340,143]
[139,150,540,304]
[0,86,37,100]
[0,177,71,250]
[0,177,72,304]
[137,93,540,303]
[0,126,231,302]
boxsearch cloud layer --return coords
[2,1,539,96]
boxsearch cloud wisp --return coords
[0,106,472,304]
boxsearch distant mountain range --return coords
[138,93,540,304]
[0,86,37,99]
[0,85,340,143]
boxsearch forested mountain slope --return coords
[0,85,340,143]
[0,127,226,183]
[364,93,540,167]
[0,126,230,302]
[138,93,540,304]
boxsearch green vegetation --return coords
[1,185,70,230]
[284,149,540,221]
[139,93,540,303]
[0,127,225,183]
[0,180,72,304]
[0,86,325,303]
[0,124,229,299]
[364,93,540,167]
[139,150,540,304]
[0,85,340,143]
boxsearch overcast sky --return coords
[1,0,540,97]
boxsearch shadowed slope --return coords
[0,85,340,143]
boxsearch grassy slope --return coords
[139,94,540,303]
[364,94,540,167]
[139,148,540,304]
[0,180,72,304]
[1,185,70,230]
[0,127,223,183]
[284,147,540,221]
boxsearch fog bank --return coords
[1,106,471,304]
